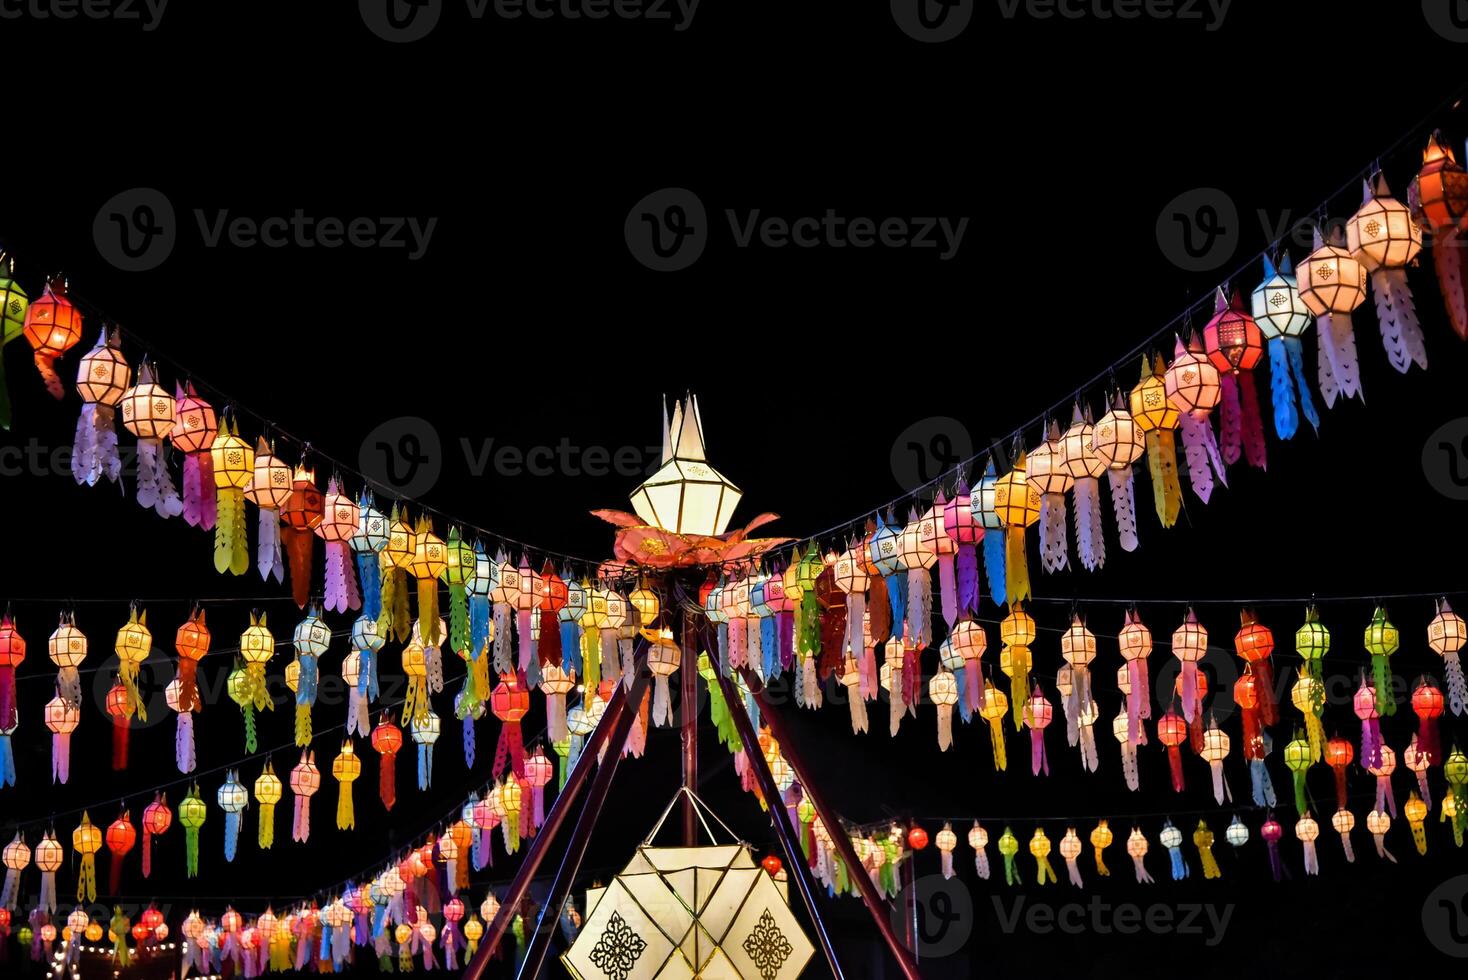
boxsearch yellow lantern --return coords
[333,740,361,830]
[993,450,1041,604]
[209,419,255,576]
[254,762,282,849]
[114,606,152,724]
[978,679,1008,772]
[1405,792,1429,855]
[1129,353,1182,527]
[999,603,1035,727]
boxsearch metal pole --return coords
[713,666,847,980]
[462,677,632,980]
[733,660,923,980]
[679,612,699,845]
[516,669,651,980]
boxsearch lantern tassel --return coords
[936,702,953,751]
[1167,746,1184,792]
[1376,775,1397,819]
[1073,478,1105,571]
[1432,225,1468,340]
[293,794,310,843]
[1080,723,1098,772]
[282,526,313,609]
[492,603,513,675]
[1267,338,1301,439]
[259,802,275,849]
[184,826,200,877]
[324,541,359,613]
[1145,429,1183,528]
[1339,826,1355,863]
[224,812,240,862]
[1167,843,1187,881]
[1238,371,1268,469]
[847,686,867,733]
[1004,527,1030,605]
[72,403,122,487]
[176,712,195,773]
[1195,826,1221,879]
[1210,760,1228,805]
[1316,311,1363,407]
[981,526,1006,603]
[1119,739,1139,791]
[337,781,354,830]
[1038,494,1068,574]
[258,509,285,583]
[888,670,904,737]
[1179,413,1227,504]
[936,553,957,626]
[1445,651,1467,716]
[379,751,397,810]
[360,547,383,621]
[906,567,931,648]
[1250,759,1277,807]
[1105,468,1139,552]
[182,452,218,530]
[1030,727,1047,776]
[52,731,70,783]
[135,441,183,519]
[1131,850,1153,884]
[33,349,64,399]
[215,490,248,576]
[112,711,129,770]
[78,854,95,902]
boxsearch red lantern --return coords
[1158,709,1189,793]
[0,614,23,733]
[1412,678,1445,766]
[174,609,209,713]
[1203,289,1266,469]
[1409,132,1468,339]
[1234,610,1278,726]
[279,466,324,608]
[491,673,531,779]
[538,561,567,668]
[370,714,403,811]
[761,854,782,876]
[22,279,84,398]
[140,907,163,932]
[1325,737,1354,811]
[141,794,171,878]
[104,810,136,897]
[106,681,131,770]
[907,826,929,851]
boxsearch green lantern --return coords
[1284,735,1313,814]
[177,786,207,878]
[441,527,476,655]
[1364,607,1400,716]
[1295,605,1330,716]
[997,826,1020,886]
[1446,747,1468,839]
[0,257,30,430]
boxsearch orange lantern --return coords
[1408,132,1468,339]
[280,466,324,608]
[371,713,403,811]
[104,810,136,896]
[22,278,83,398]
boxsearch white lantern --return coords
[629,395,742,536]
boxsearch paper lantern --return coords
[289,750,320,843]
[929,670,959,752]
[254,762,282,849]
[353,493,390,625]
[0,256,29,428]
[1348,174,1428,372]
[1162,333,1227,501]
[923,492,962,627]
[111,607,151,765]
[1367,744,1398,821]
[965,822,992,879]
[897,509,937,648]
[1203,289,1267,469]
[280,466,323,608]
[332,740,361,831]
[1057,404,1108,571]
[1157,822,1187,881]
[412,710,441,793]
[168,382,218,530]
[1405,733,1433,807]
[70,326,130,486]
[1089,393,1144,553]
[1200,719,1230,805]
[1365,808,1395,862]
[1,834,28,912]
[1234,609,1278,726]
[103,680,130,772]
[629,395,742,536]
[1158,709,1188,793]
[993,450,1042,605]
[1029,827,1057,885]
[1124,827,1154,884]
[1251,252,1319,439]
[1413,678,1445,768]
[1028,422,1073,575]
[171,608,209,721]
[291,608,330,746]
[118,362,183,517]
[45,613,86,723]
[969,462,1007,601]
[1191,820,1221,879]
[1283,736,1313,815]
[1058,613,1099,770]
[44,694,78,784]
[103,810,135,897]
[233,612,276,752]
[1430,598,1468,716]
[202,418,252,575]
[1364,606,1399,719]
[217,771,247,862]
[22,278,83,398]
[71,813,102,903]
[245,438,292,583]
[371,714,403,811]
[1408,132,1468,339]
[1170,609,1207,724]
[1290,670,1325,767]
[1023,684,1052,777]
[1299,226,1367,406]
[1129,354,1182,527]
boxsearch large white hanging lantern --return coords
[629,394,743,537]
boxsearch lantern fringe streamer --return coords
[1178,414,1226,504]
[1433,226,1468,340]
[324,541,360,613]
[1038,495,1068,574]
[135,441,183,519]
[1073,478,1105,571]
[214,489,249,576]
[1445,651,1468,716]
[257,509,285,583]
[907,568,932,649]
[981,529,1006,605]
[1105,469,1138,554]
[1118,739,1138,791]
[1144,430,1182,528]
[72,404,121,487]
[182,451,217,530]
[1316,312,1363,407]
[1195,827,1220,878]
[176,712,195,773]
[282,526,313,609]
[1372,267,1427,372]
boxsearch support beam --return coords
[733,660,923,980]
[516,669,651,979]
[680,614,699,845]
[713,665,846,980]
[463,675,633,980]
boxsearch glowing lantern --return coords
[1129,353,1182,527]
[993,450,1042,604]
[317,478,362,614]
[245,438,291,583]
[999,604,1035,728]
[354,492,390,624]
[234,612,276,752]
[1331,808,1356,863]
[1251,252,1319,438]
[1090,392,1144,553]
[896,508,937,648]
[1029,827,1057,885]
[0,256,28,429]
[1158,710,1188,793]
[1193,821,1221,879]
[280,466,324,608]
[333,740,361,831]
[119,362,182,517]
[1260,816,1287,881]
[539,663,575,745]
[72,813,102,902]
[1406,734,1433,807]
[1294,813,1321,875]
[1057,827,1083,886]
[972,461,1008,602]
[1291,671,1325,765]
[1051,404,1108,571]
[105,680,131,772]
[1164,332,1226,501]
[488,549,520,673]
[648,630,681,728]
[1413,678,1445,767]
[1113,707,1141,792]
[524,747,554,834]
[936,824,958,880]
[1447,748,1468,842]
[291,608,330,746]
[944,618,986,718]
[1058,614,1098,770]
[1023,683,1052,777]
[289,750,320,843]
[44,693,79,784]
[1365,809,1396,862]
[1225,816,1249,850]
[978,680,1008,772]
[1027,422,1073,576]
[629,394,742,536]
[1367,744,1397,819]
[201,418,252,575]
[412,710,441,792]
[1407,132,1468,339]
[71,327,129,486]
[1298,226,1367,407]
[173,607,208,717]
[1116,609,1152,743]
[1158,821,1187,881]
[1326,737,1354,811]
[22,278,83,398]
[104,810,135,896]
[255,762,282,849]
[996,827,1020,885]
[1090,820,1113,877]
[1284,736,1312,815]
[491,672,531,781]
[1429,598,1468,716]
[1203,289,1267,469]
[217,771,247,861]
[370,713,402,811]
[168,382,218,530]
[1405,793,1429,856]
[1171,609,1206,724]
[968,822,991,879]
[1125,827,1154,884]
[1201,718,1230,805]
[1,835,28,911]
[1348,174,1427,372]
[32,832,62,913]
[929,670,959,751]
[408,518,448,648]
[1364,606,1399,718]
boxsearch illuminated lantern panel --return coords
[630,395,742,537]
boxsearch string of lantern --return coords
[703,87,1468,572]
